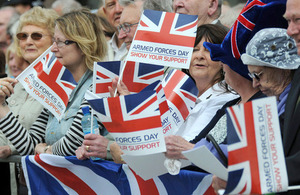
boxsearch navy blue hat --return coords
[2,0,33,6]
[203,0,288,80]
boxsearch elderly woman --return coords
[212,28,300,193]
[0,7,58,157]
[0,9,112,158]
[241,28,300,120]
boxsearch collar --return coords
[109,33,126,51]
[197,82,225,103]
[68,70,92,102]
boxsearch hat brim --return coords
[241,53,300,70]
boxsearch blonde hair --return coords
[55,9,107,70]
[15,6,59,56]
[5,43,17,65]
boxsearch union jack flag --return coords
[225,97,288,194]
[86,90,162,133]
[17,47,77,119]
[32,48,77,106]
[22,154,215,195]
[93,61,164,97]
[140,80,176,135]
[135,9,197,47]
[127,10,198,69]
[204,0,288,79]
[162,69,198,131]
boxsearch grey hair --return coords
[143,0,172,12]
[52,0,82,15]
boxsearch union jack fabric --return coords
[204,0,288,80]
[17,47,77,120]
[93,60,164,97]
[162,69,198,133]
[127,10,198,69]
[225,97,288,194]
[22,154,215,195]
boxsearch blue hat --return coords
[203,0,288,80]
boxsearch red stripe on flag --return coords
[181,91,197,102]
[61,82,75,90]
[95,82,112,94]
[140,20,148,27]
[139,70,164,80]
[130,168,159,195]
[176,20,198,32]
[97,71,110,79]
[131,95,157,115]
[34,155,96,195]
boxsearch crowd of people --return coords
[0,0,299,194]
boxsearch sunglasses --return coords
[16,32,49,41]
[248,71,263,81]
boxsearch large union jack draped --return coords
[22,154,215,195]
[204,0,288,80]
[17,47,77,119]
[93,60,164,97]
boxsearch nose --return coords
[51,42,58,52]
[115,2,123,13]
[173,0,184,11]
[287,21,299,37]
[252,78,260,88]
[118,29,127,40]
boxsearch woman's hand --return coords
[108,76,130,97]
[76,134,109,160]
[110,141,125,164]
[0,78,18,118]
[212,175,227,194]
[35,143,52,154]
[0,145,12,158]
[164,135,194,159]
[0,77,18,102]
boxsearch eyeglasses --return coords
[248,71,263,81]
[52,39,76,48]
[16,32,50,41]
[117,22,139,33]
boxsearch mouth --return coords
[194,64,207,68]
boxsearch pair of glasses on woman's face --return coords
[248,71,263,81]
[52,38,76,48]
[16,32,49,41]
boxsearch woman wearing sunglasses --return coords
[212,28,300,193]
[241,28,300,124]
[0,7,58,159]
[0,9,112,158]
